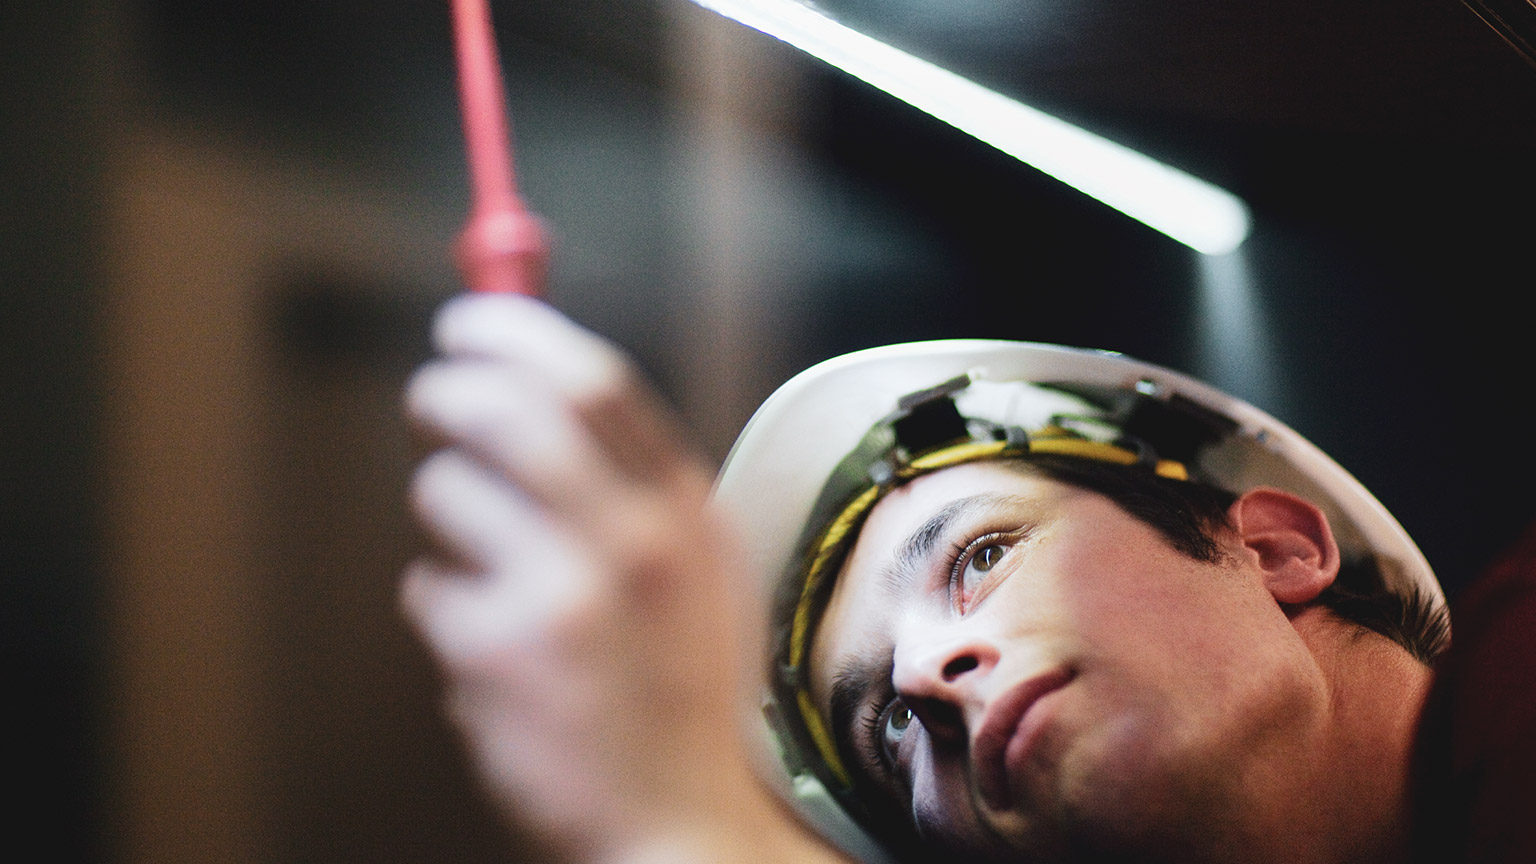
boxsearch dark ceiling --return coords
[138,0,1536,143]
[819,0,1535,135]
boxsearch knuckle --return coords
[401,363,440,420]
[407,362,529,450]
[611,498,695,588]
[396,558,437,626]
[402,360,464,426]
[440,636,516,681]
[431,293,508,354]
[540,588,605,649]
[408,449,463,524]
[566,349,638,416]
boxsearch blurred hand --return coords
[401,295,846,864]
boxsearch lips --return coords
[972,669,1075,811]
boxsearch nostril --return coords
[942,654,979,681]
[911,697,967,745]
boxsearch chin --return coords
[1036,715,1209,861]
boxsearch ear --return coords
[1227,488,1340,605]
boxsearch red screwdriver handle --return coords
[450,0,548,295]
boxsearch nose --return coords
[891,630,1001,745]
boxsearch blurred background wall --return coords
[5,2,1535,863]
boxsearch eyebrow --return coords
[881,493,1023,597]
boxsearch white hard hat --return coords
[712,339,1443,863]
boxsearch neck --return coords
[1285,607,1433,864]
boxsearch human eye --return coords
[947,530,1020,612]
[859,695,915,778]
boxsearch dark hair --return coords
[1009,454,1449,663]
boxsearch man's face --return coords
[808,462,1329,862]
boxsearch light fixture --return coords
[691,0,1252,255]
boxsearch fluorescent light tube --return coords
[691,0,1252,255]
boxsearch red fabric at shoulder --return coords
[1410,520,1536,863]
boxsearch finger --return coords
[406,447,616,662]
[399,540,600,671]
[437,654,615,849]
[406,361,718,609]
[428,294,700,487]
[407,358,663,535]
[410,447,543,571]
[431,293,605,372]
[429,295,631,411]
[573,366,703,493]
[399,555,511,667]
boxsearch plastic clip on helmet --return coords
[711,340,1445,864]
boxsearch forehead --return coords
[807,462,1082,701]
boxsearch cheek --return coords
[908,739,1023,861]
[1049,698,1169,805]
[1062,552,1275,681]
[908,741,979,848]
[1039,612,1322,839]
[1063,597,1278,765]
